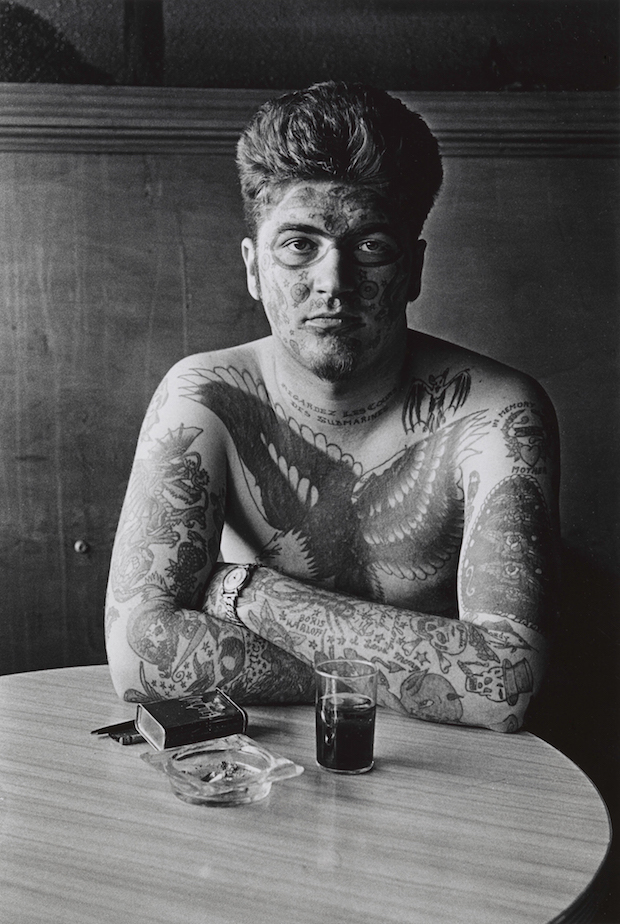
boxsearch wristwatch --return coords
[220,564,259,625]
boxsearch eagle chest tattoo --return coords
[182,366,488,600]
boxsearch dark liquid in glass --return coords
[316,692,376,772]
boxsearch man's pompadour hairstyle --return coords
[236,81,443,238]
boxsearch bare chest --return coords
[222,409,469,616]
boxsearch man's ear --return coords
[407,239,427,302]
[242,238,260,301]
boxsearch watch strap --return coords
[221,563,259,626]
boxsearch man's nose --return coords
[313,247,355,301]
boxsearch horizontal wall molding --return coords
[0,84,617,157]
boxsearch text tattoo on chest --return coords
[279,380,399,427]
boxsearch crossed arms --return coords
[105,351,560,732]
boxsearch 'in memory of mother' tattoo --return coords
[498,402,551,474]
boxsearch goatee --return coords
[309,338,361,382]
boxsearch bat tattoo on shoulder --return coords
[182,365,489,600]
[403,368,471,434]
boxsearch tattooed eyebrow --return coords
[273,223,323,236]
[273,222,396,237]
[349,223,396,237]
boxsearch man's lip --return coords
[304,315,362,331]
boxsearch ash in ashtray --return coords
[197,760,253,783]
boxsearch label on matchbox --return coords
[135,689,248,750]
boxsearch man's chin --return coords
[306,339,361,382]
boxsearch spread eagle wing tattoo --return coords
[352,412,488,582]
[182,366,488,601]
[182,366,366,588]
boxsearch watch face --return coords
[223,567,246,593]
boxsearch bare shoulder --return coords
[134,338,272,457]
[164,337,268,387]
[405,330,557,425]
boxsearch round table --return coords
[0,666,611,924]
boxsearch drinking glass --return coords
[315,659,377,774]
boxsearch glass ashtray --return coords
[142,734,303,806]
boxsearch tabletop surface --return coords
[0,665,611,924]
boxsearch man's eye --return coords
[275,238,318,265]
[355,239,400,264]
[286,239,314,252]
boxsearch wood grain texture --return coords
[0,85,617,156]
[0,146,268,673]
[0,666,610,924]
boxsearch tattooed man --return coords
[105,82,560,732]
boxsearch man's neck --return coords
[268,334,410,432]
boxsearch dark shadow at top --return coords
[0,0,617,90]
[0,2,115,84]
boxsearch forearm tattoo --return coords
[239,569,543,730]
[121,596,314,704]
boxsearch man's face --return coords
[242,180,425,383]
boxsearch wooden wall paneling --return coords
[0,143,271,674]
[0,85,617,678]
[0,85,617,156]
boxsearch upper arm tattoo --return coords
[111,425,224,608]
[460,473,556,635]
[499,403,553,473]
